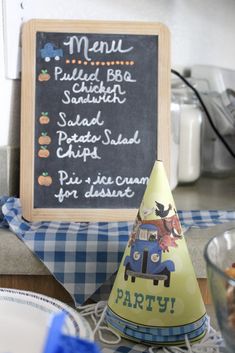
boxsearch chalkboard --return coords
[20,20,170,222]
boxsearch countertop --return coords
[173,174,235,210]
[0,175,234,278]
[173,175,235,278]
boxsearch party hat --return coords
[107,160,206,345]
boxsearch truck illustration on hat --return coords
[123,223,175,287]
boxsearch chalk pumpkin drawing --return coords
[38,69,51,81]
[38,132,51,145]
[38,172,52,186]
[39,112,50,125]
[38,146,50,158]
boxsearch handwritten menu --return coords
[34,32,158,209]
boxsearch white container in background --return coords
[170,100,180,190]
[178,104,202,183]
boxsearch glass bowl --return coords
[204,228,235,353]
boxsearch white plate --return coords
[0,288,93,353]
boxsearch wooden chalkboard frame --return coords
[20,19,170,222]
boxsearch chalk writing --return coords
[54,67,100,81]
[58,170,83,186]
[85,185,134,198]
[52,170,149,203]
[34,31,157,209]
[63,36,133,59]
[56,145,101,161]
[57,111,104,127]
[54,189,79,203]
[61,87,126,104]
[102,129,141,145]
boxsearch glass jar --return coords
[170,94,180,190]
[171,79,203,184]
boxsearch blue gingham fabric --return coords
[1,197,235,306]
[177,209,235,229]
